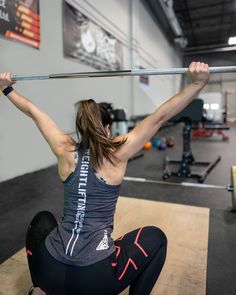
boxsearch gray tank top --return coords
[45,144,121,266]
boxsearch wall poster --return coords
[63,1,123,70]
[0,0,40,49]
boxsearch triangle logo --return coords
[96,230,109,251]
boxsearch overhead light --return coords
[210,103,219,110]
[228,37,236,45]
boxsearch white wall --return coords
[0,0,181,181]
[200,92,223,122]
[132,0,182,114]
[202,78,236,122]
[226,89,236,121]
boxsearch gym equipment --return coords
[124,165,236,211]
[158,138,167,150]
[232,166,236,210]
[12,66,236,81]
[163,99,221,183]
[111,109,128,137]
[144,142,152,150]
[152,138,160,148]
[166,136,175,147]
[192,123,230,141]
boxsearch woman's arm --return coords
[0,72,74,158]
[116,61,209,161]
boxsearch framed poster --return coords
[63,1,123,70]
[0,0,40,49]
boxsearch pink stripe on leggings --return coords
[134,228,148,257]
[118,258,138,280]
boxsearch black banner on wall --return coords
[63,1,123,70]
[0,0,40,49]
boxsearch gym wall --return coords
[0,0,182,182]
[132,0,182,115]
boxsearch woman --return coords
[0,61,209,295]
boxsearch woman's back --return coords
[46,143,122,266]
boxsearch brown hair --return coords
[76,99,127,170]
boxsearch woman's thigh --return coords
[112,226,167,294]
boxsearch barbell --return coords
[124,166,236,211]
[11,66,236,81]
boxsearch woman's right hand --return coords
[0,72,15,90]
[188,61,209,88]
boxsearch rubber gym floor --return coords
[0,123,236,295]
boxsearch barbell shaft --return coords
[11,66,236,81]
[123,176,228,190]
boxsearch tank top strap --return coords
[76,142,83,161]
[76,143,90,167]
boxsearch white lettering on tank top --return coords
[65,150,90,256]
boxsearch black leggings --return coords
[25,211,167,295]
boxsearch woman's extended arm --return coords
[116,61,209,161]
[0,72,74,158]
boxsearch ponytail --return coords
[76,99,127,170]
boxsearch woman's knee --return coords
[26,211,57,249]
[30,211,57,227]
[26,211,57,241]
[143,226,167,248]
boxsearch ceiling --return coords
[173,0,236,52]
[143,0,236,55]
